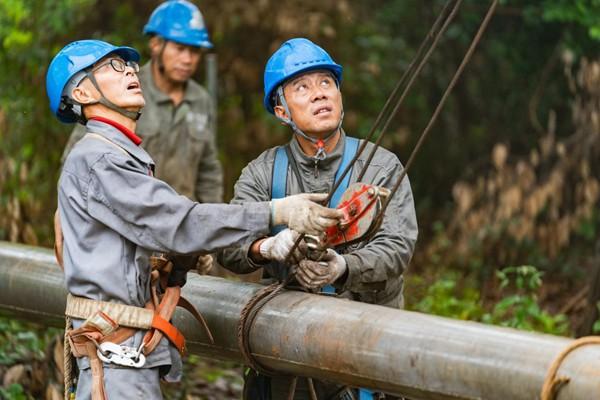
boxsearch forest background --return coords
[1,0,600,398]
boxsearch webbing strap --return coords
[66,294,187,354]
[330,136,359,208]
[271,136,360,208]
[151,314,186,354]
[271,137,360,294]
[65,294,154,329]
[271,146,288,235]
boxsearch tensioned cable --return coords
[355,0,462,182]
[375,0,499,221]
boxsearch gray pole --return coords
[205,53,218,106]
[0,241,598,399]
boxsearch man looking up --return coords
[218,38,418,399]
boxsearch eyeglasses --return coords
[90,58,140,74]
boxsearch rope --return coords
[63,315,74,400]
[237,280,291,376]
[540,336,600,400]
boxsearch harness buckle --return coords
[97,341,146,368]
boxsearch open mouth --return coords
[127,82,140,90]
[313,106,332,116]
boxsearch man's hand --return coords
[196,254,213,275]
[295,249,347,290]
[271,193,343,235]
[167,255,199,287]
[258,229,306,264]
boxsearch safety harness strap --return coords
[330,136,359,208]
[65,292,186,352]
[270,136,360,293]
[65,294,154,329]
[271,136,360,208]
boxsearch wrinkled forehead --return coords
[285,69,336,86]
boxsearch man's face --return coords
[153,39,201,83]
[78,55,145,110]
[275,70,343,137]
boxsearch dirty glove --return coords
[196,254,214,275]
[295,249,347,290]
[259,229,306,264]
[271,193,343,235]
[167,255,198,287]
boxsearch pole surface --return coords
[0,241,598,399]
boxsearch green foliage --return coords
[0,383,29,400]
[412,272,484,320]
[0,316,60,365]
[541,0,600,41]
[593,302,600,334]
[483,266,569,335]
[411,266,569,335]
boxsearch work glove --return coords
[259,229,306,265]
[295,249,347,290]
[271,193,343,235]
[196,254,214,275]
[167,255,198,287]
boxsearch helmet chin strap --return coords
[276,85,344,161]
[84,71,142,121]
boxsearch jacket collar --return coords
[289,130,346,174]
[86,119,154,166]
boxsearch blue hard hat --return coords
[143,0,213,48]
[46,39,140,123]
[263,38,343,114]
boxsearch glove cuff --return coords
[259,236,274,260]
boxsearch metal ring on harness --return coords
[96,341,146,368]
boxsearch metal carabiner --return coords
[97,342,146,368]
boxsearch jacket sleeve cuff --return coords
[336,254,361,291]
[244,238,269,271]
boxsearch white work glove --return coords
[259,229,306,264]
[295,249,347,290]
[271,193,343,235]
[196,254,214,275]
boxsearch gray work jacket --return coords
[59,119,269,370]
[218,132,418,308]
[62,62,223,202]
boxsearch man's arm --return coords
[217,155,273,274]
[86,151,271,255]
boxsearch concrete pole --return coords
[0,241,598,399]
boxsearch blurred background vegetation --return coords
[1,0,600,398]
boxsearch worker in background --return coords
[62,0,223,274]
